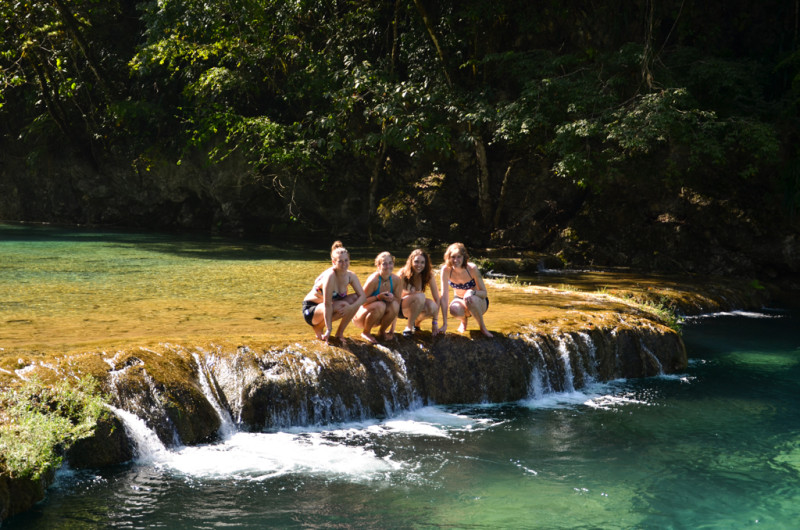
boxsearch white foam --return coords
[160,431,400,480]
[111,404,499,482]
[685,310,784,321]
[519,381,635,410]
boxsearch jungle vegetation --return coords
[1,0,799,273]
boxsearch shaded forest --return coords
[1,0,799,277]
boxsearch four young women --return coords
[303,241,492,342]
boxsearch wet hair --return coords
[444,242,469,268]
[400,249,432,291]
[330,240,348,260]
[374,251,394,267]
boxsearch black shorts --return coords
[302,300,318,326]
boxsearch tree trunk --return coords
[494,160,518,228]
[411,0,452,87]
[474,136,491,226]
[367,135,388,242]
[52,0,111,100]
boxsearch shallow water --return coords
[0,223,613,355]
[3,224,799,527]
[4,310,799,528]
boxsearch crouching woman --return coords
[302,241,365,342]
[353,251,403,343]
[439,242,492,337]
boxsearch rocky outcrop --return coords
[93,314,684,438]
[65,413,134,469]
[0,469,55,521]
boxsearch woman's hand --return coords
[379,292,394,303]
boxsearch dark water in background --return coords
[4,310,799,529]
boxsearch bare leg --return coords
[311,305,327,340]
[361,302,385,344]
[378,301,399,340]
[415,299,439,334]
[466,297,493,337]
[402,294,425,335]
[449,300,469,333]
[333,297,359,338]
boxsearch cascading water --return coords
[98,319,681,451]
[192,353,235,437]
[108,405,169,462]
[556,336,577,392]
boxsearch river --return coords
[2,224,799,527]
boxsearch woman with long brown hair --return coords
[397,248,443,337]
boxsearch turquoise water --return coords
[5,310,799,528]
[2,223,799,528]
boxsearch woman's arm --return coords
[467,263,488,299]
[321,271,334,340]
[349,271,367,307]
[360,272,380,305]
[439,266,451,329]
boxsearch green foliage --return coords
[0,0,794,234]
[615,293,684,333]
[0,377,109,480]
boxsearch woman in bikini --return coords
[353,251,403,344]
[397,248,443,337]
[439,242,492,337]
[302,241,366,342]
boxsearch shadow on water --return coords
[0,222,329,261]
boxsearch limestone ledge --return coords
[0,278,775,522]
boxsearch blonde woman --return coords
[302,241,366,341]
[353,251,403,343]
[397,249,443,337]
[439,242,492,337]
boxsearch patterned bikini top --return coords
[315,271,349,300]
[449,269,476,290]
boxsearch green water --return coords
[5,310,799,528]
[0,223,363,350]
[2,224,799,528]
[0,222,560,354]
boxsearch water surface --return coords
[0,223,628,354]
[5,310,799,528]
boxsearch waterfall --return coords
[193,353,236,437]
[108,405,169,463]
[576,332,599,384]
[556,336,576,392]
[640,339,664,375]
[374,344,421,416]
[98,321,682,440]
[526,340,554,399]
[523,331,604,400]
[105,351,182,446]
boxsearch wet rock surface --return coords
[0,276,787,522]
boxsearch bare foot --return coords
[431,320,440,336]
[361,331,378,344]
[383,331,395,340]
[480,328,494,338]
